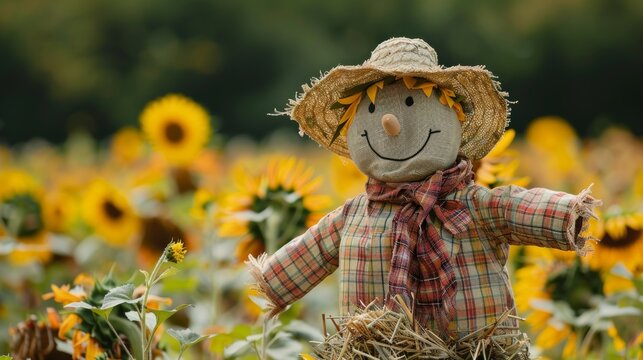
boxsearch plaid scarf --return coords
[366,159,474,334]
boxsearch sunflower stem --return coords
[141,254,165,359]
[264,207,283,255]
[105,317,135,360]
[278,200,304,246]
[260,315,270,360]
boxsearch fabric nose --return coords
[381,114,401,136]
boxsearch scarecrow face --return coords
[346,81,462,182]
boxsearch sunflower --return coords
[82,180,139,247]
[43,189,78,234]
[165,240,187,264]
[190,188,216,223]
[474,129,530,188]
[522,117,582,188]
[514,253,604,358]
[140,94,211,166]
[139,216,186,267]
[219,156,331,262]
[0,169,52,264]
[330,154,367,199]
[587,209,643,272]
[110,127,146,164]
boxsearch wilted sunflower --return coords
[219,156,331,262]
[474,129,530,188]
[588,209,643,272]
[140,94,211,166]
[82,180,139,247]
[0,169,52,264]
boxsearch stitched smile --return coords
[361,129,441,161]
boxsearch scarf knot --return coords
[365,159,474,334]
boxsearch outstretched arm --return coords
[468,184,601,253]
[247,205,345,317]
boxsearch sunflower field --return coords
[0,90,640,359]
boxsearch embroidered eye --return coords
[405,96,414,106]
[368,103,375,113]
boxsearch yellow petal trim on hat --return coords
[337,92,362,105]
[339,95,362,137]
[439,89,456,108]
[452,102,465,122]
[366,81,384,104]
[402,76,417,89]
[413,82,438,97]
[332,77,466,144]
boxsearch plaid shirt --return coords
[257,183,588,336]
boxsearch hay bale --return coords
[312,297,529,360]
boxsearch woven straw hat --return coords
[282,37,510,160]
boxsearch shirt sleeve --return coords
[247,204,345,317]
[468,184,600,253]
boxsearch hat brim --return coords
[286,65,509,160]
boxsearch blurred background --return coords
[1,0,642,145]
[1,1,642,359]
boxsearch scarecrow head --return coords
[283,37,510,182]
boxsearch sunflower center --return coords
[102,200,124,220]
[0,194,44,237]
[601,227,641,249]
[164,121,185,144]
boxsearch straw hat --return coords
[282,37,510,160]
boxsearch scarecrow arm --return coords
[469,184,600,254]
[247,205,344,318]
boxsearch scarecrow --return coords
[248,38,599,357]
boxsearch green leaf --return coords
[124,310,139,322]
[597,303,640,318]
[284,320,324,342]
[91,307,113,320]
[210,334,238,356]
[168,328,200,345]
[101,283,141,310]
[155,266,180,283]
[148,304,192,337]
[168,327,215,350]
[145,312,157,331]
[224,340,251,359]
[0,355,14,360]
[124,311,157,331]
[64,301,96,310]
[266,332,302,359]
[110,315,144,360]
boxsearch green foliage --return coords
[1,0,641,144]
[217,317,323,360]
